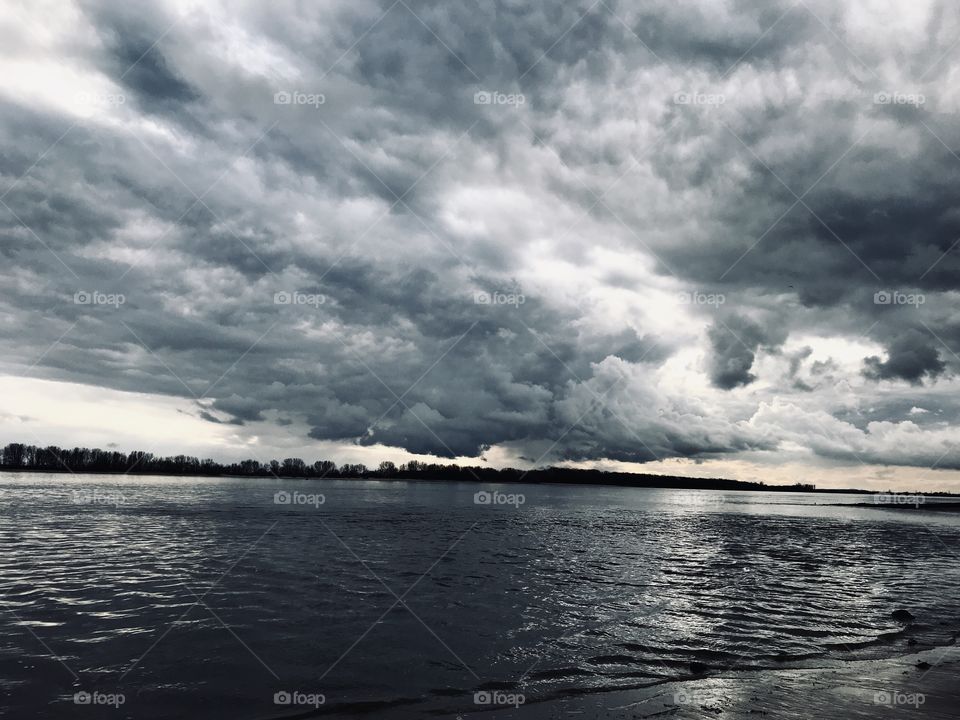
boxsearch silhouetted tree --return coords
[2,443,25,468]
[0,441,844,494]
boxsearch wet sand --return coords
[475,646,959,719]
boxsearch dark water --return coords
[1,474,959,718]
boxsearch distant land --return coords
[4,441,959,498]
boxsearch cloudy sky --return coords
[2,0,960,490]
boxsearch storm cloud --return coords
[2,0,960,478]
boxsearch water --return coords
[1,474,959,718]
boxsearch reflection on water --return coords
[1,475,958,718]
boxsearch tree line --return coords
[0,441,832,492]
[0,442,366,478]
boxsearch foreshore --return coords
[293,645,959,719]
[493,646,959,719]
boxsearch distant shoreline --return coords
[5,440,959,496]
[843,500,960,510]
[3,465,959,499]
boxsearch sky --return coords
[1,0,960,491]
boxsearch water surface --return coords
[1,474,958,718]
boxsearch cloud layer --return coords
[2,0,960,481]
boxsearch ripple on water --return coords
[1,476,959,719]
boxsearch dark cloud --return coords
[863,330,946,385]
[2,0,960,474]
[84,3,200,109]
[619,0,816,69]
[707,315,782,390]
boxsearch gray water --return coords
[1,474,959,718]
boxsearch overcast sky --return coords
[2,0,960,490]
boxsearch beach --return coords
[484,646,959,719]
